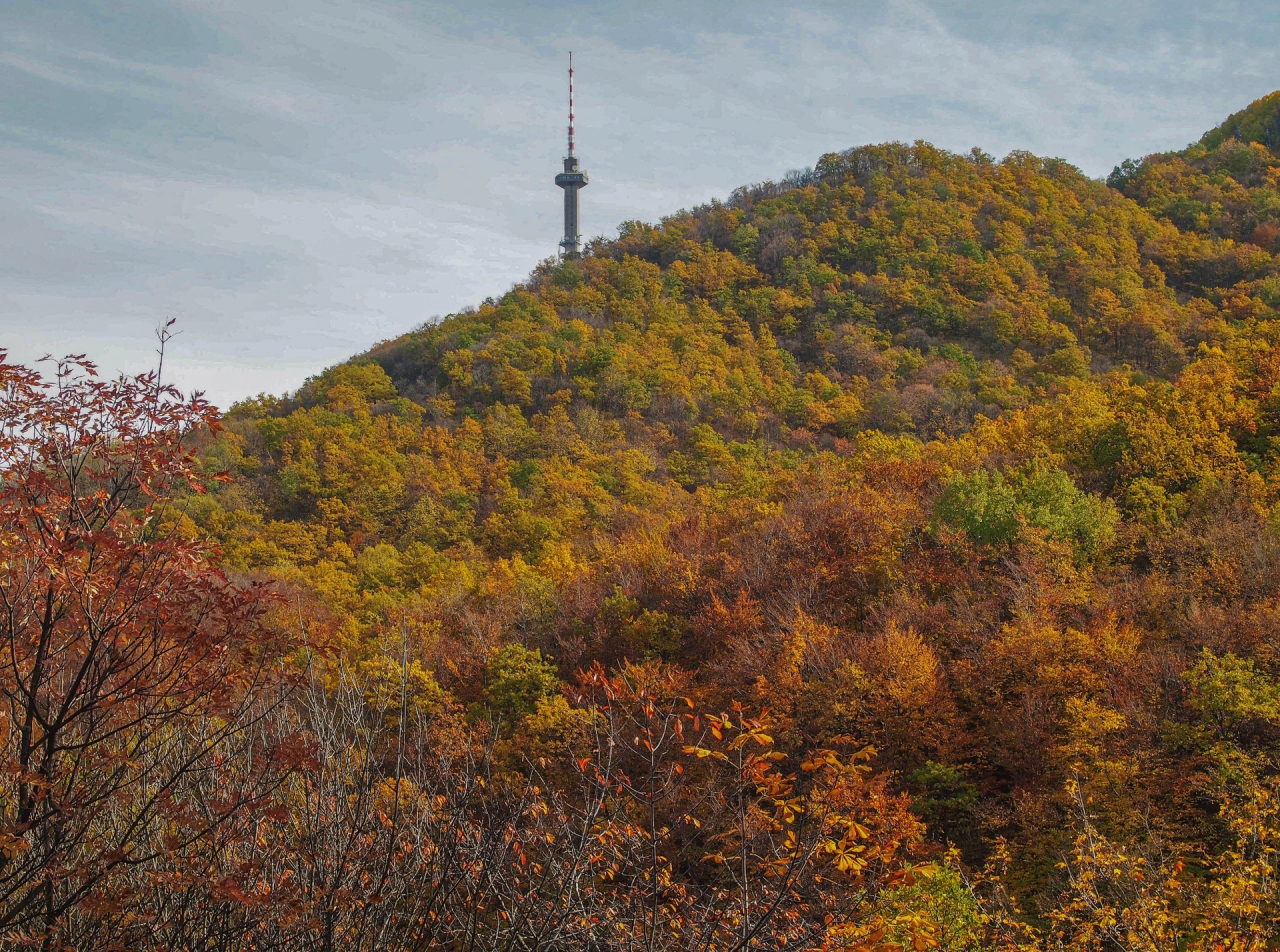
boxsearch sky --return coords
[2,1,1278,409]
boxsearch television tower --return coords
[555,52,588,258]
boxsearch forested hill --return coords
[195,92,1280,916]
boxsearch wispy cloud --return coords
[1,0,1277,407]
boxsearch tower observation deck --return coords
[555,52,588,258]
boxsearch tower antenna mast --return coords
[555,51,588,258]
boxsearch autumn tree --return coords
[0,353,298,948]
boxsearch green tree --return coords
[485,644,560,719]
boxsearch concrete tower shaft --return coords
[555,52,587,257]
[556,154,587,257]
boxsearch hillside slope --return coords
[194,95,1280,914]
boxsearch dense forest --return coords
[5,91,1280,949]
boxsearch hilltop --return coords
[192,93,1280,918]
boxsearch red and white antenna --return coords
[567,52,575,156]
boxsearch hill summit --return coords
[1203,89,1280,151]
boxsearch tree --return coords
[549,662,927,952]
[484,643,560,720]
[0,354,298,948]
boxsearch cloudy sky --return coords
[2,0,1278,408]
